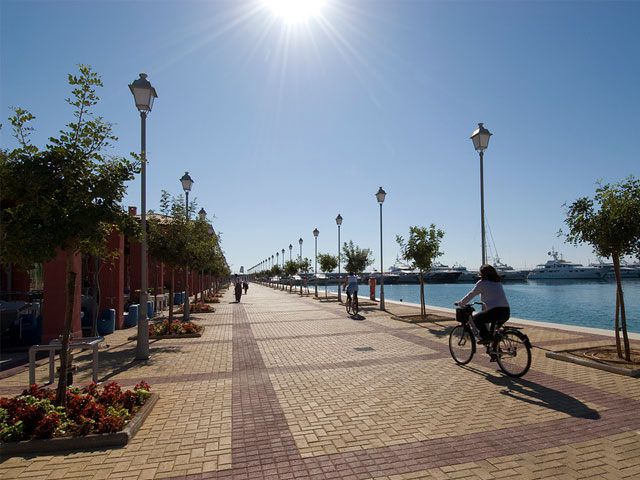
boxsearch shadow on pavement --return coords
[474,368,601,420]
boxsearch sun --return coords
[263,0,327,24]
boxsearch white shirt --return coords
[457,280,509,310]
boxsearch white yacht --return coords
[425,263,462,283]
[389,264,420,284]
[589,259,639,279]
[492,258,530,281]
[451,264,479,283]
[528,249,604,280]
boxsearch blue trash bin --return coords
[97,309,116,335]
[147,300,154,319]
[124,304,139,328]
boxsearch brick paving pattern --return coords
[1,284,639,479]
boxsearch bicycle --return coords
[449,302,532,377]
[345,291,359,316]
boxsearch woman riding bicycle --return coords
[454,264,510,344]
[343,271,358,307]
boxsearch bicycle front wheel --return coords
[449,325,475,365]
[353,296,359,315]
[496,330,532,377]
[346,298,352,315]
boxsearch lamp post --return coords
[198,208,206,300]
[289,244,292,262]
[180,171,194,321]
[129,73,157,361]
[470,122,492,265]
[282,248,286,290]
[313,228,319,297]
[336,214,343,302]
[376,187,386,310]
[299,238,303,296]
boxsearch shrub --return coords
[149,320,202,336]
[0,381,151,442]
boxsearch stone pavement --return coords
[1,283,640,479]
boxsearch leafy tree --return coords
[317,253,338,298]
[298,257,312,295]
[342,240,373,274]
[396,225,445,317]
[562,175,640,361]
[283,260,298,292]
[0,65,139,405]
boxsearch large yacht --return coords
[425,263,462,283]
[492,258,530,281]
[388,264,420,284]
[589,259,639,279]
[528,249,604,280]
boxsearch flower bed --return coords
[176,303,215,313]
[203,296,220,303]
[149,319,202,336]
[0,381,152,446]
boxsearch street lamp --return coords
[129,73,157,361]
[180,171,194,321]
[376,187,386,310]
[282,248,286,290]
[313,228,319,297]
[198,207,206,299]
[470,122,492,265]
[299,238,304,296]
[289,244,292,262]
[336,214,343,302]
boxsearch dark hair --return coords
[349,271,355,276]
[479,264,501,282]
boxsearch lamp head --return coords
[180,171,194,192]
[471,122,492,152]
[129,73,157,112]
[299,238,303,245]
[198,208,207,221]
[336,214,343,226]
[313,228,319,237]
[376,186,386,204]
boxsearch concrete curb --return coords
[545,351,640,377]
[0,393,159,457]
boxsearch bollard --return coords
[370,277,376,301]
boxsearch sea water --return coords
[323,279,640,333]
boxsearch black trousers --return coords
[473,307,510,340]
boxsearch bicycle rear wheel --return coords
[449,325,475,365]
[495,330,531,377]
[353,296,359,315]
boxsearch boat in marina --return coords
[451,264,478,283]
[369,270,400,284]
[589,259,639,279]
[528,249,604,280]
[492,258,530,281]
[424,263,462,283]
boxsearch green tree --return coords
[0,65,139,405]
[283,260,298,292]
[396,224,445,317]
[317,253,338,298]
[298,257,312,295]
[342,240,373,275]
[562,175,640,361]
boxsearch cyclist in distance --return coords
[454,264,510,344]
[343,271,358,306]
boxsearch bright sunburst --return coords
[263,0,327,24]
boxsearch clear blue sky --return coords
[2,0,639,273]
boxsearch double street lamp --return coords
[180,171,194,321]
[336,214,342,302]
[470,123,492,265]
[129,73,157,361]
[313,228,319,297]
[376,187,386,310]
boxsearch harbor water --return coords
[322,279,640,333]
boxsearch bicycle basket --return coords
[455,306,473,323]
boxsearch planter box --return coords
[546,351,640,377]
[128,327,204,341]
[0,393,159,456]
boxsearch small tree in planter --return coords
[317,253,338,298]
[0,66,139,406]
[342,241,374,275]
[562,175,640,361]
[298,257,312,295]
[283,260,298,293]
[396,224,445,318]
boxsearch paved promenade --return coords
[1,284,639,479]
